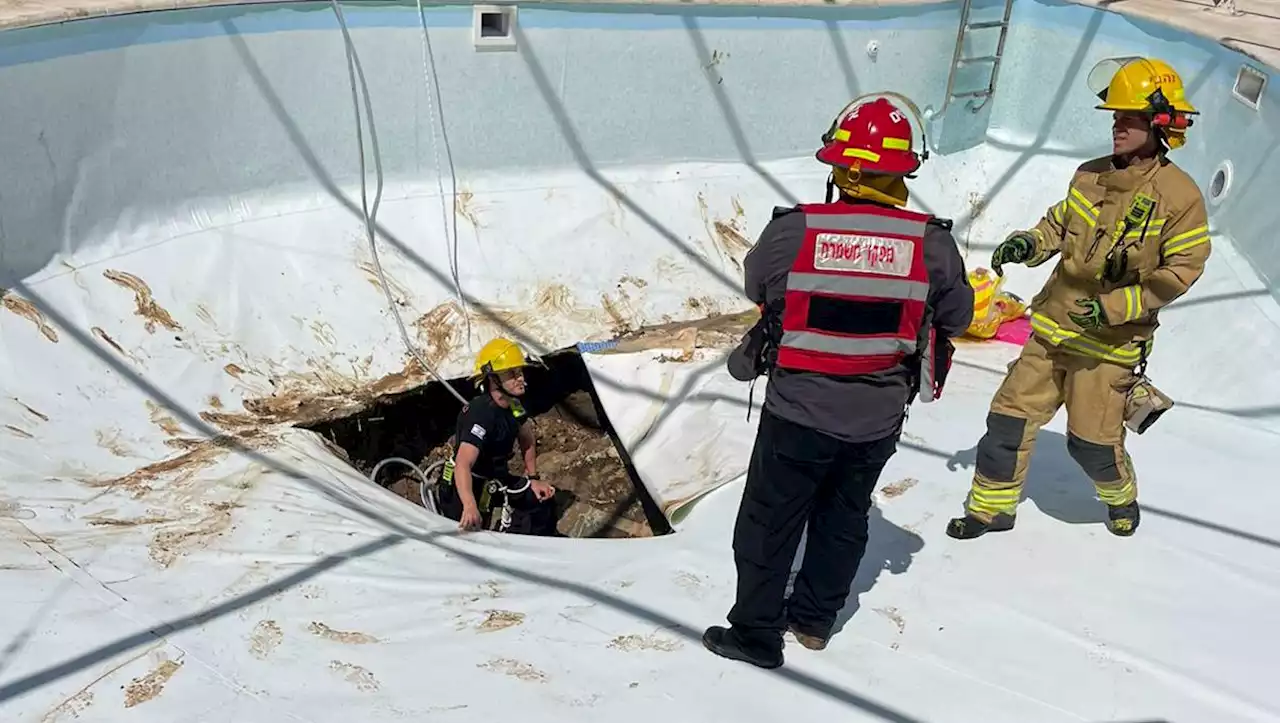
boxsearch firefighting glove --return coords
[991,232,1036,277]
[1067,297,1106,330]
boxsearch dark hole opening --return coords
[479,11,510,38]
[300,348,672,539]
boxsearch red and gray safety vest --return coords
[775,201,946,402]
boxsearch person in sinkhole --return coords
[947,57,1210,541]
[710,92,974,669]
[435,337,558,535]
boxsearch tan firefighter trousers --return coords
[966,334,1140,521]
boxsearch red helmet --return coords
[817,95,925,176]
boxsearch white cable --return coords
[329,0,469,406]
[369,456,441,514]
[419,460,444,514]
[370,456,427,486]
[415,0,472,349]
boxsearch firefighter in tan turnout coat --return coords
[948,57,1212,540]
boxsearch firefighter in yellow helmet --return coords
[947,57,1210,540]
[436,338,557,534]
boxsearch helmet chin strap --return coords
[830,167,910,207]
[483,371,527,417]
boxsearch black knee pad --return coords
[975,412,1027,482]
[1066,433,1122,482]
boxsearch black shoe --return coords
[945,512,1015,540]
[702,626,783,669]
[1105,501,1140,537]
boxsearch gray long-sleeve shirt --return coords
[744,203,974,443]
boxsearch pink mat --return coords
[992,316,1032,346]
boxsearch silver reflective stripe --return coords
[781,330,916,356]
[919,329,936,403]
[807,213,928,237]
[786,272,929,301]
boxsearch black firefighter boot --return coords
[945,512,1016,540]
[702,626,784,669]
[1105,501,1140,537]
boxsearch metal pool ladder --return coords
[942,0,1015,113]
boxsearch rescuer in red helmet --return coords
[707,93,975,669]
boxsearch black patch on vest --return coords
[807,296,903,336]
[771,205,800,220]
[927,216,954,230]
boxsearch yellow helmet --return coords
[1087,57,1197,148]
[472,337,528,379]
[1088,57,1197,113]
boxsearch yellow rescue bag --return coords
[964,268,1027,339]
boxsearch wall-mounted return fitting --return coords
[1209,160,1233,206]
[473,4,518,52]
[1232,64,1267,111]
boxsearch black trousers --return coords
[436,476,557,536]
[728,407,898,646]
[500,484,558,536]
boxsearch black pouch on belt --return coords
[1123,345,1174,434]
[1124,377,1174,434]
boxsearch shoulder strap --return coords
[889,206,934,224]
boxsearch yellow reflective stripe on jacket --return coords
[1162,224,1210,257]
[1025,227,1057,266]
[1119,285,1143,323]
[1122,218,1164,241]
[1029,312,1145,365]
[1050,200,1066,225]
[1067,187,1099,227]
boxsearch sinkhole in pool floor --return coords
[301,349,672,538]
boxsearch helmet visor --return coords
[1087,56,1143,102]
[819,91,929,174]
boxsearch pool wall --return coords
[0,1,981,281]
[995,0,1280,290]
[0,0,1275,431]
[1,1,1272,285]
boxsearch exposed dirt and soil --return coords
[102,306,754,540]
[303,351,671,539]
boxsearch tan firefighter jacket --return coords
[1020,154,1212,366]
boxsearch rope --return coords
[415,0,472,349]
[329,0,468,406]
[504,477,532,495]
